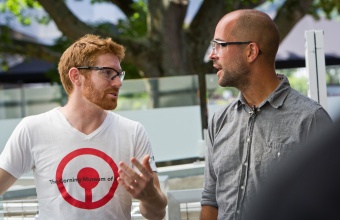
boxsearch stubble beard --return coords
[83,79,117,110]
[219,61,250,91]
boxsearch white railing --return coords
[167,188,203,220]
[1,192,203,220]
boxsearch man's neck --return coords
[59,100,108,135]
[241,73,280,108]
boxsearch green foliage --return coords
[0,0,41,25]
[51,36,73,53]
[116,0,147,37]
[287,74,308,95]
[121,62,142,79]
[35,14,51,25]
[311,0,340,19]
[1,0,340,81]
[90,0,110,3]
[0,26,12,71]
[44,36,72,83]
[0,58,9,71]
[0,25,11,44]
[326,66,340,85]
[45,66,60,84]
[114,0,147,78]
[116,92,150,111]
[278,67,297,77]
[278,68,308,95]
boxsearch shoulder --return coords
[284,89,332,124]
[107,111,144,130]
[286,88,324,112]
[19,109,57,127]
[8,109,57,139]
[211,99,239,123]
[208,99,240,136]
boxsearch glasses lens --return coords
[212,41,222,55]
[120,71,125,82]
[211,41,217,54]
[98,69,115,80]
[99,69,125,82]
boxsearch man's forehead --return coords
[96,53,119,62]
[215,17,237,39]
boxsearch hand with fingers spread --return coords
[118,155,154,200]
[118,155,167,220]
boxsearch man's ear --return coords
[69,67,82,87]
[247,42,261,63]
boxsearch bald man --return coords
[200,9,332,220]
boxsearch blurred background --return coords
[0,0,340,219]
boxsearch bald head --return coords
[218,9,280,61]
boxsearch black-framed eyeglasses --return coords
[76,66,125,82]
[211,40,262,55]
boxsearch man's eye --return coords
[100,69,112,75]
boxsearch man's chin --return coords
[104,104,117,111]
[97,101,117,111]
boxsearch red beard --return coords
[82,79,118,110]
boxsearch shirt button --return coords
[277,152,281,157]
[244,162,248,166]
[241,186,245,190]
[246,138,250,142]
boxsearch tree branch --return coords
[1,40,60,63]
[274,0,314,42]
[186,0,266,74]
[147,0,165,37]
[186,0,227,72]
[35,0,150,71]
[36,0,102,41]
[107,0,135,17]
[161,1,189,75]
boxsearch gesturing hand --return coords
[117,155,156,201]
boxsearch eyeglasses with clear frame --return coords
[76,66,125,82]
[210,40,261,56]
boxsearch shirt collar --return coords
[267,74,291,108]
[234,74,291,109]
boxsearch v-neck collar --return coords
[54,108,111,140]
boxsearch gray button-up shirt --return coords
[201,74,332,220]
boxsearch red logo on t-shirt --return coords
[56,148,119,209]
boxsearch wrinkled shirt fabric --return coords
[201,74,332,220]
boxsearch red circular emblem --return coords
[56,148,119,209]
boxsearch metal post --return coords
[305,30,328,110]
[0,195,3,219]
[167,188,203,220]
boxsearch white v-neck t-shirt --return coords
[0,108,156,220]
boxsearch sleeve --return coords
[201,115,218,207]
[307,107,333,138]
[133,122,157,172]
[0,118,34,179]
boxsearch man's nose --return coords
[209,50,218,60]
[111,77,122,88]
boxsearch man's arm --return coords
[309,107,333,135]
[138,172,167,219]
[118,155,167,220]
[200,205,218,220]
[200,118,219,220]
[0,168,17,195]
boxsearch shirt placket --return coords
[235,108,257,218]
